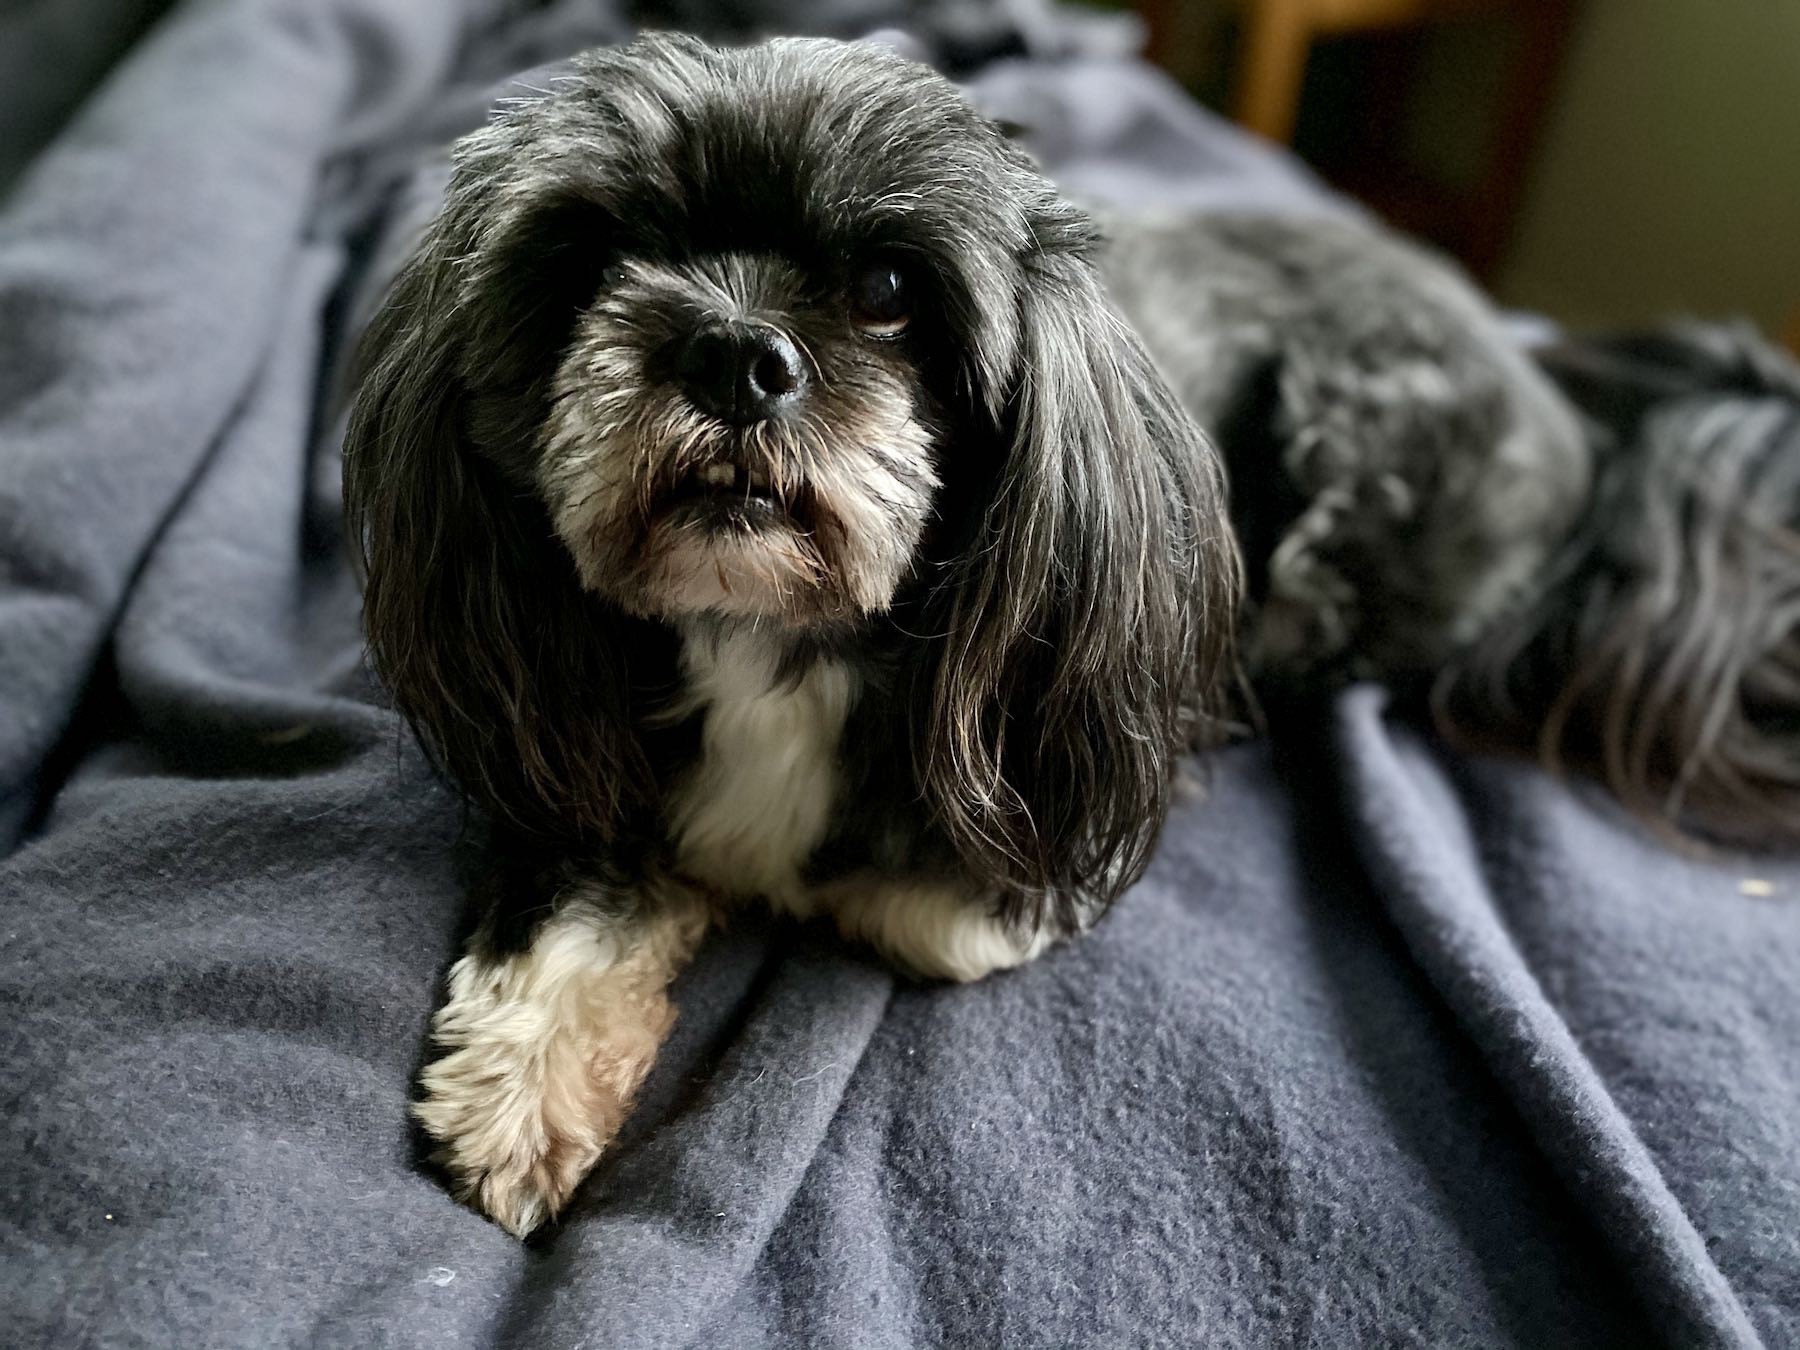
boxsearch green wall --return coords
[1496,0,1800,335]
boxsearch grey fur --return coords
[1439,322,1800,844]
[1104,211,1589,681]
[1108,211,1800,846]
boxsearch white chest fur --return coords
[667,626,855,903]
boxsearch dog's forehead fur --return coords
[508,37,1047,249]
[575,39,1022,249]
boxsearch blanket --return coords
[2,2,1795,1346]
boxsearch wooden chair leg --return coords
[1236,0,1318,143]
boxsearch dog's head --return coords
[344,35,1238,904]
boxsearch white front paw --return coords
[413,908,686,1237]
[414,1039,609,1238]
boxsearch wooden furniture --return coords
[1144,0,1578,281]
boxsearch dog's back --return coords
[1108,210,1800,848]
[1104,212,1588,681]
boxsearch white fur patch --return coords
[824,876,1055,983]
[662,625,1057,982]
[667,625,856,903]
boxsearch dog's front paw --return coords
[414,1044,611,1238]
[412,915,686,1237]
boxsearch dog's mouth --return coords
[660,458,810,532]
[630,451,839,618]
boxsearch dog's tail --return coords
[1434,323,1800,846]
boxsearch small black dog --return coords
[347,34,1235,1235]
[343,34,1800,1234]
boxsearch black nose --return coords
[676,323,806,425]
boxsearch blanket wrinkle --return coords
[659,977,907,1349]
[104,243,380,765]
[0,0,472,850]
[1444,748,1800,1348]
[1333,687,1765,1349]
[0,1,178,198]
[1260,743,1557,1347]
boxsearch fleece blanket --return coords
[2,2,1796,1346]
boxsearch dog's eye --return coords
[600,262,628,289]
[851,262,911,338]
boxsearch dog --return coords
[343,34,1800,1235]
[345,34,1237,1236]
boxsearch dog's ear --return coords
[924,248,1242,916]
[341,190,651,847]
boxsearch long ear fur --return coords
[925,249,1241,922]
[1436,323,1800,847]
[342,181,655,848]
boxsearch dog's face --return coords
[439,36,1080,628]
[345,35,1239,903]
[542,249,939,624]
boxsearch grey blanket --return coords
[2,2,1795,1346]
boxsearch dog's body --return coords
[344,35,1800,1235]
[348,35,1235,1234]
[1105,212,1588,682]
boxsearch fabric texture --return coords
[1,2,1795,1346]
